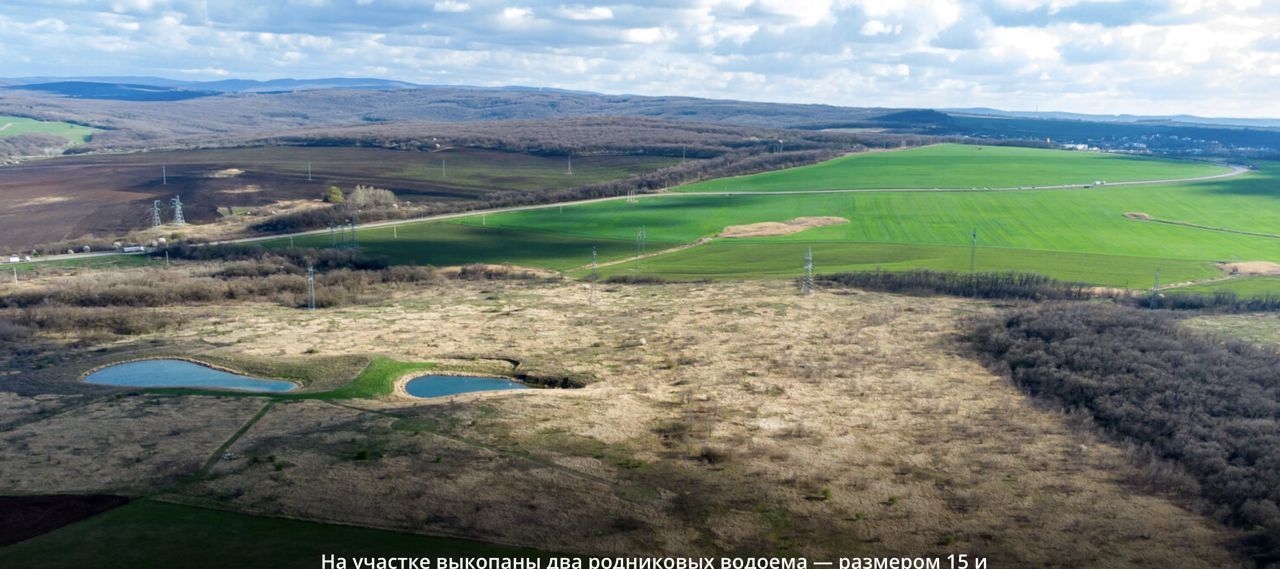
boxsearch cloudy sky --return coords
[2,0,1278,117]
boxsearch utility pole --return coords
[306,265,316,311]
[567,154,572,175]
[351,214,358,247]
[591,246,598,281]
[162,165,167,185]
[393,225,397,240]
[164,249,170,267]
[12,266,16,283]
[329,223,336,247]
[969,228,978,273]
[289,235,294,248]
[441,159,446,178]
[307,161,312,181]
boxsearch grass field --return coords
[0,500,545,569]
[257,147,1279,288]
[1173,276,1280,296]
[675,144,1229,192]
[0,115,96,144]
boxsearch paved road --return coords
[16,163,1250,266]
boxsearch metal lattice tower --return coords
[328,223,336,247]
[590,246,598,280]
[626,190,638,204]
[170,196,185,225]
[1151,268,1161,309]
[306,265,316,310]
[636,226,647,255]
[801,247,815,295]
[151,200,163,227]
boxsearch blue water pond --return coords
[404,374,529,398]
[84,359,297,393]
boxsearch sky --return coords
[2,0,1278,117]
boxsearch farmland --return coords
[0,146,678,250]
[675,144,1228,192]
[265,146,1276,289]
[0,115,96,144]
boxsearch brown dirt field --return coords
[1219,261,1280,276]
[0,495,130,547]
[0,277,1250,566]
[0,146,674,250]
[719,216,848,238]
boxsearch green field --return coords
[1172,276,1280,297]
[259,146,1280,288]
[0,500,545,569]
[0,115,96,144]
[675,144,1229,192]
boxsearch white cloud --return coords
[555,5,612,21]
[433,1,469,13]
[0,0,1277,117]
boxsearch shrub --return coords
[969,302,1280,565]
[324,185,345,204]
[819,269,1092,301]
[347,184,397,209]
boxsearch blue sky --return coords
[2,0,1278,117]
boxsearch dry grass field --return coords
[0,269,1251,567]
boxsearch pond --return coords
[84,359,298,393]
[404,374,529,398]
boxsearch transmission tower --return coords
[801,247,815,295]
[567,154,572,175]
[328,223,336,247]
[636,226,647,255]
[590,246,598,281]
[170,196,185,225]
[350,214,358,247]
[151,200,163,227]
[306,265,316,310]
[1151,268,1161,309]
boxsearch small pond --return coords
[84,359,298,393]
[404,374,529,398]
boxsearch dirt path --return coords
[0,123,12,133]
[575,237,713,271]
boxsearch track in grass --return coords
[259,147,1278,288]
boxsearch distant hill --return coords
[945,107,1280,130]
[8,82,221,102]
